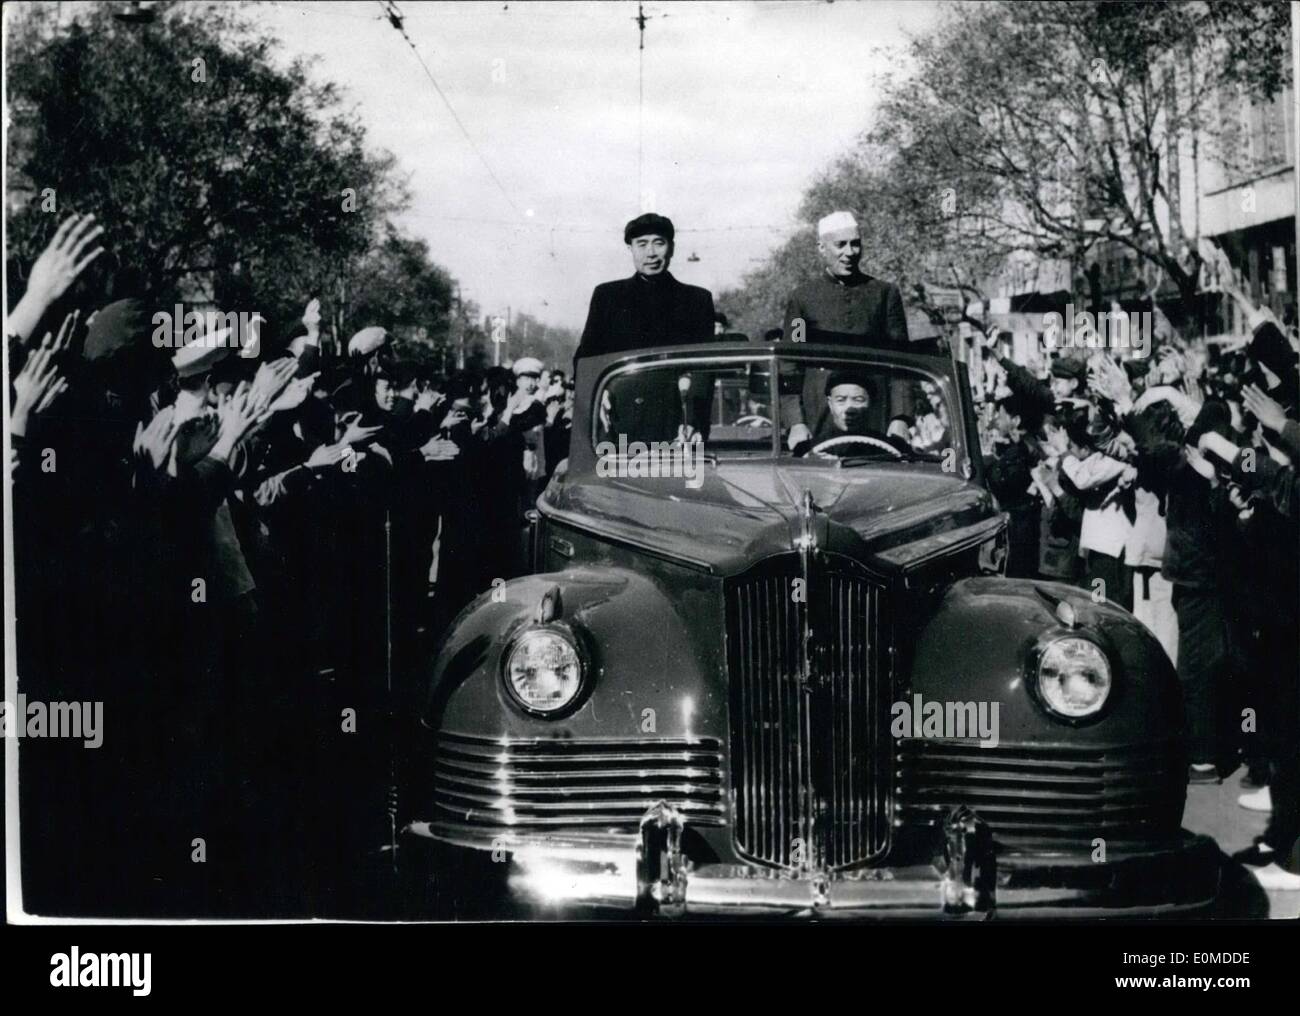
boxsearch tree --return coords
[345,228,455,342]
[5,1,410,340]
[860,1,1291,331]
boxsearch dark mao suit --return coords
[576,271,716,442]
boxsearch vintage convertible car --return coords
[405,340,1220,918]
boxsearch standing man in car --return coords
[782,210,911,448]
[574,213,716,360]
[576,213,716,441]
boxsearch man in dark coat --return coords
[575,213,715,440]
[574,213,715,359]
[781,210,910,446]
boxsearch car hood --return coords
[542,460,1001,577]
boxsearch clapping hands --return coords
[414,386,444,414]
[306,441,363,470]
[338,411,383,446]
[212,381,272,461]
[249,357,298,413]
[1243,384,1288,433]
[1087,356,1132,409]
[266,373,318,415]
[133,410,181,472]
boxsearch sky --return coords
[246,0,944,330]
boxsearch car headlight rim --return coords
[1034,634,1113,722]
[501,626,588,717]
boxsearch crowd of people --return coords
[976,286,1300,890]
[8,214,574,915]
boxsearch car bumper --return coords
[407,803,1221,919]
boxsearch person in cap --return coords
[714,311,750,343]
[781,211,909,348]
[985,388,1048,579]
[348,325,388,359]
[792,370,910,457]
[781,211,909,447]
[574,213,715,360]
[506,357,550,494]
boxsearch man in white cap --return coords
[782,210,910,447]
[508,356,549,495]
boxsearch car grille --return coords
[726,555,892,871]
[433,732,726,831]
[894,739,1186,848]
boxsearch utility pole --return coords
[1293,3,1299,297]
[637,2,647,205]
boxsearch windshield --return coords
[592,353,962,467]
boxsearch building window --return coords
[1220,84,1294,181]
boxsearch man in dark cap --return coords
[792,370,911,456]
[574,213,715,359]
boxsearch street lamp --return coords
[113,1,156,23]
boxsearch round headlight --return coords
[1037,637,1111,719]
[503,629,585,715]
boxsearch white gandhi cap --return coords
[817,210,860,240]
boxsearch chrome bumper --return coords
[633,801,994,916]
[409,801,1218,918]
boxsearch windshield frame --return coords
[589,348,972,472]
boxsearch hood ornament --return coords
[796,490,822,692]
[795,489,819,552]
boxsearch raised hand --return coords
[1088,356,1133,410]
[11,339,71,437]
[7,216,105,344]
[305,442,354,470]
[1243,384,1288,433]
[302,297,322,339]
[248,357,297,413]
[212,382,266,459]
[439,404,469,431]
[340,413,383,445]
[419,436,461,462]
[133,410,181,471]
[28,214,105,303]
[414,386,444,414]
[267,373,318,415]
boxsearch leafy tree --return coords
[861,0,1292,329]
[4,1,419,344]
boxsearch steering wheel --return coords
[735,414,772,428]
[808,434,905,458]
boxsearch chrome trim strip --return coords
[536,509,718,573]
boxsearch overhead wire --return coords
[375,0,526,220]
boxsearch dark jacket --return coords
[781,270,909,347]
[574,271,715,361]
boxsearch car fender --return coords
[424,567,727,741]
[903,576,1185,747]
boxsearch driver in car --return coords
[793,369,913,457]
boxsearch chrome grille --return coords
[433,732,725,831]
[726,556,891,870]
[894,739,1186,848]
